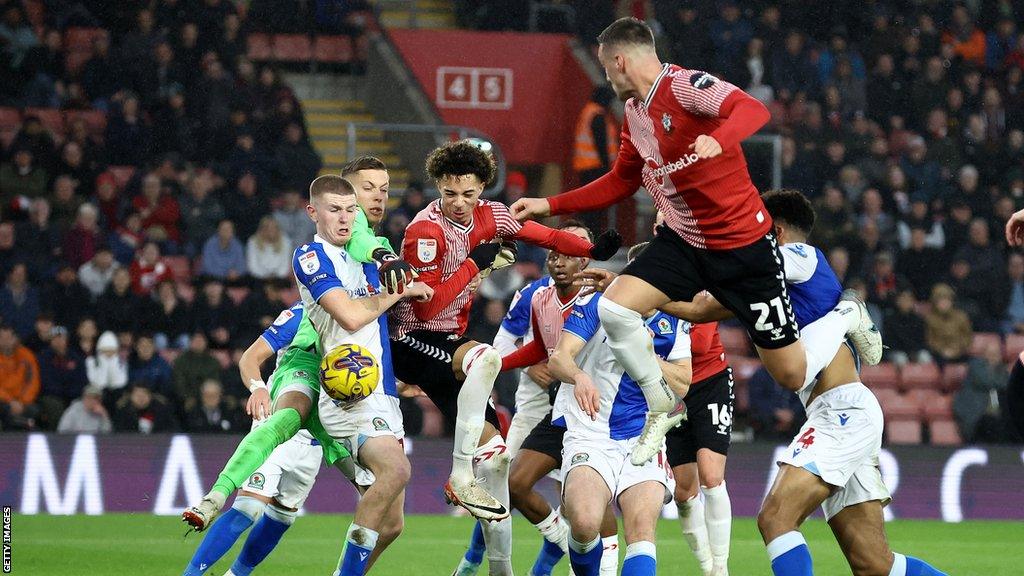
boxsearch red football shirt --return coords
[549,64,772,250]
[690,321,728,385]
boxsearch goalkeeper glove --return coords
[590,229,622,261]
[467,242,503,271]
[480,240,518,278]
[372,248,418,294]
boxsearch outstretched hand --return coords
[509,197,551,222]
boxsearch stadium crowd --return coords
[0,0,1022,443]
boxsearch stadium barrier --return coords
[2,434,1022,521]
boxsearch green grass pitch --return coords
[10,513,1022,574]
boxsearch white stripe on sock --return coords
[766,531,806,561]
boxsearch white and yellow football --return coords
[320,343,379,402]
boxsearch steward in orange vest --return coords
[572,86,619,182]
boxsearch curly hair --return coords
[425,140,497,187]
[761,189,816,235]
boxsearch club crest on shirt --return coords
[272,309,295,326]
[662,113,673,133]
[657,317,672,334]
[417,239,437,263]
[299,250,320,274]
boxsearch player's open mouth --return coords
[369,208,383,216]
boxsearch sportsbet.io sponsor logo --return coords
[646,154,701,187]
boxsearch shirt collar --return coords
[642,64,670,107]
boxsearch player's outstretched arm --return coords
[319,284,428,332]
[238,337,274,420]
[500,314,548,370]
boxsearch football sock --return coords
[182,496,263,575]
[477,436,513,575]
[212,408,302,497]
[452,345,501,484]
[597,298,674,412]
[568,534,603,576]
[600,535,619,575]
[766,531,813,576]
[677,495,713,575]
[464,521,486,564]
[703,482,732,571]
[890,552,949,576]
[798,309,850,389]
[229,505,296,576]
[335,523,378,576]
[621,541,656,576]
[529,508,568,576]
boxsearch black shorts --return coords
[666,368,734,467]
[519,413,566,465]
[390,330,500,430]
[623,224,799,349]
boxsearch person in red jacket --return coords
[132,172,181,244]
[129,241,173,296]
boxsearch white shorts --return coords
[242,432,323,509]
[778,382,891,520]
[506,375,550,457]
[561,432,671,504]
[318,393,405,487]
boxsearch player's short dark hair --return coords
[309,174,355,201]
[761,189,816,236]
[341,156,387,176]
[425,140,497,186]
[627,241,650,262]
[597,17,655,49]
[559,219,594,243]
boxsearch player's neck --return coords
[633,59,667,102]
[555,285,579,301]
[786,234,807,245]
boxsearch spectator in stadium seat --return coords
[79,247,120,300]
[75,317,98,357]
[63,204,103,269]
[246,216,292,280]
[1004,253,1024,334]
[192,278,238,349]
[132,172,181,245]
[42,263,90,329]
[0,222,18,277]
[129,241,173,296]
[0,147,49,202]
[153,85,200,160]
[81,32,120,107]
[92,172,126,231]
[274,122,323,191]
[943,5,987,67]
[50,175,84,234]
[866,252,910,313]
[22,312,54,354]
[118,9,161,84]
[0,324,40,430]
[663,6,710,71]
[142,280,191,350]
[178,171,225,256]
[108,212,145,265]
[827,246,851,286]
[86,331,128,398]
[217,13,247,67]
[128,333,174,400]
[201,220,248,282]
[273,189,316,246]
[0,4,38,70]
[955,340,1011,443]
[810,187,855,252]
[54,142,98,197]
[113,382,177,433]
[0,263,40,339]
[106,92,153,165]
[910,57,951,129]
[956,218,1005,281]
[900,136,941,200]
[708,1,752,80]
[883,289,932,366]
[37,326,88,429]
[223,172,270,240]
[897,199,945,251]
[747,364,805,440]
[898,227,945,300]
[770,30,818,102]
[173,332,223,412]
[925,283,973,365]
[185,379,242,432]
[57,384,112,434]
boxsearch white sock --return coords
[766,531,806,562]
[597,297,674,412]
[569,534,601,554]
[702,482,732,570]
[799,308,850,389]
[452,345,501,483]
[889,552,907,576]
[600,535,619,575]
[534,508,569,554]
[476,436,513,575]
[677,495,713,574]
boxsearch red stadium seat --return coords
[107,166,136,190]
[886,420,923,445]
[314,35,354,63]
[941,363,968,392]
[24,108,65,136]
[929,419,962,446]
[0,107,20,130]
[64,27,105,53]
[861,362,900,391]
[355,33,371,61]
[970,332,1002,358]
[1004,333,1024,363]
[164,256,192,281]
[24,0,45,29]
[920,392,953,422]
[899,363,941,391]
[247,33,273,61]
[64,110,107,136]
[273,34,312,62]
[877,391,919,419]
[718,326,751,357]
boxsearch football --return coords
[320,343,380,402]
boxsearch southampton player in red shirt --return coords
[512,18,881,465]
[391,141,620,575]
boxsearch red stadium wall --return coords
[388,29,593,165]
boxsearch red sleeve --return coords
[502,314,548,370]
[689,322,718,358]
[513,221,593,257]
[402,221,478,321]
[547,120,644,215]
[708,91,770,151]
